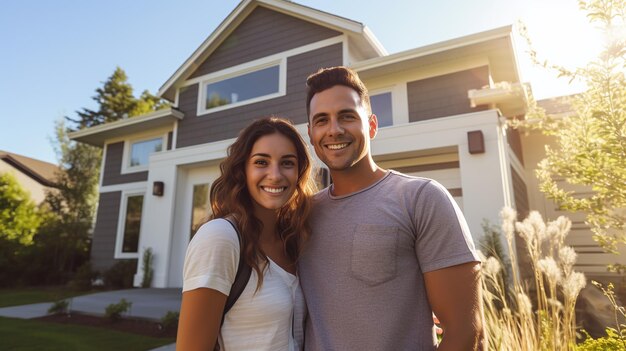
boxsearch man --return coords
[299,66,485,350]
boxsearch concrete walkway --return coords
[0,288,181,350]
[0,288,181,321]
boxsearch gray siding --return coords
[511,167,532,282]
[407,66,489,122]
[102,142,148,186]
[91,192,123,271]
[507,128,524,165]
[190,6,341,78]
[177,43,342,148]
[511,167,529,219]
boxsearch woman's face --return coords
[245,133,299,212]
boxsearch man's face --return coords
[308,85,377,172]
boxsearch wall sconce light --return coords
[153,181,164,196]
[467,130,485,154]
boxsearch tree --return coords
[0,173,44,286]
[66,66,169,129]
[520,0,626,255]
[39,119,102,277]
[37,67,168,281]
[0,173,41,245]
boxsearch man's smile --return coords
[325,142,350,150]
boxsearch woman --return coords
[177,117,316,351]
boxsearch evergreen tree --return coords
[66,66,169,129]
[39,120,102,277]
[37,67,168,281]
[520,0,626,254]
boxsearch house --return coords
[521,97,626,277]
[0,150,58,204]
[68,0,614,288]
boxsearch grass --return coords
[0,316,174,351]
[0,286,90,308]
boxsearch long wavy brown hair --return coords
[209,117,316,288]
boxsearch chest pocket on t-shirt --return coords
[350,224,399,286]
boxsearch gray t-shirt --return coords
[299,170,479,350]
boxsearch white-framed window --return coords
[197,59,286,115]
[114,190,145,259]
[370,91,393,128]
[190,182,211,240]
[121,133,167,174]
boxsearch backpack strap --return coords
[221,217,252,327]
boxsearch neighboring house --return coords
[68,0,608,288]
[0,150,58,204]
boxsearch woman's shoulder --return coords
[191,218,239,247]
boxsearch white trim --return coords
[121,132,169,174]
[172,120,179,150]
[157,0,253,99]
[174,89,180,108]
[195,58,286,116]
[394,83,410,125]
[352,25,512,72]
[258,0,363,33]
[100,181,148,194]
[156,0,379,99]
[99,142,107,187]
[114,189,147,259]
[68,108,183,141]
[183,36,342,89]
[361,25,388,56]
[342,35,350,66]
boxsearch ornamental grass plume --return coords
[482,207,586,351]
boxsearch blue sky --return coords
[0,0,598,164]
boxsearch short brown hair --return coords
[305,66,371,118]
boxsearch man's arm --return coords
[424,261,485,350]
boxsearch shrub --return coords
[140,248,154,288]
[482,208,586,351]
[577,329,626,351]
[68,262,98,291]
[47,299,70,315]
[104,298,132,322]
[103,260,137,289]
[160,311,179,331]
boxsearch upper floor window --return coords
[130,137,163,168]
[371,92,393,127]
[198,60,286,115]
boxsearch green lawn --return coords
[0,317,174,351]
[0,287,90,308]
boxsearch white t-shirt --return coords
[183,218,304,351]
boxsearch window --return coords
[371,92,393,127]
[190,183,211,240]
[130,137,163,168]
[198,61,285,115]
[118,194,144,256]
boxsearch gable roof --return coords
[0,151,59,187]
[158,0,386,101]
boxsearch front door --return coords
[169,165,220,287]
